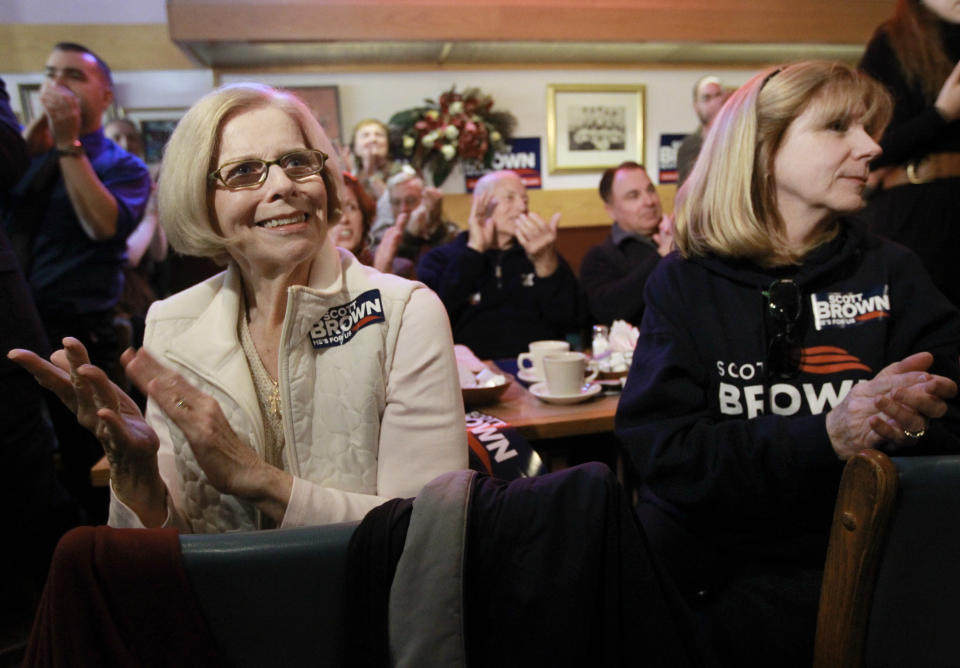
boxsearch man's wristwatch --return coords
[56,140,84,158]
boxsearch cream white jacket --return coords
[109,244,467,531]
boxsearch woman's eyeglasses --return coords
[209,149,328,190]
[762,279,803,379]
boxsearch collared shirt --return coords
[17,128,151,315]
[610,221,658,249]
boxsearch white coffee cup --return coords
[517,340,570,378]
[542,351,598,396]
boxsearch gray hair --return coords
[386,165,423,195]
[473,170,522,200]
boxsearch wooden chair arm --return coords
[813,449,898,668]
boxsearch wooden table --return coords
[476,380,620,440]
[470,374,624,476]
[91,456,110,488]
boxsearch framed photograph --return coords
[19,83,121,127]
[287,86,342,146]
[18,83,42,125]
[122,108,187,164]
[546,84,645,174]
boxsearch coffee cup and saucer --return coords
[529,351,600,405]
[516,340,569,383]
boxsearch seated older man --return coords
[418,170,581,359]
[579,162,673,327]
[369,167,459,266]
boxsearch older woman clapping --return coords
[10,83,466,532]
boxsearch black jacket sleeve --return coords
[859,27,954,167]
[529,255,582,332]
[883,244,960,452]
[418,236,582,334]
[0,77,29,193]
[580,239,659,325]
[417,238,489,325]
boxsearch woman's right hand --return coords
[825,352,957,460]
[935,60,960,122]
[9,338,159,466]
[8,338,167,524]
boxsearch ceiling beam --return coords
[167,0,891,45]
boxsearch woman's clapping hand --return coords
[123,347,292,522]
[9,338,167,524]
[826,352,957,459]
[9,339,293,525]
[9,339,159,474]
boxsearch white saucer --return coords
[517,368,544,384]
[529,382,602,405]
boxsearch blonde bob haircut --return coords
[158,83,343,265]
[674,61,892,266]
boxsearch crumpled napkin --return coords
[455,344,506,388]
[594,320,638,373]
[609,320,639,353]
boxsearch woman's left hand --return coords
[871,366,956,447]
[123,348,293,522]
[826,352,956,459]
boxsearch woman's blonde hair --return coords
[158,83,343,264]
[675,60,892,265]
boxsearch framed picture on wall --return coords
[287,86,342,146]
[19,83,122,127]
[122,108,187,164]
[546,84,645,174]
[18,83,42,125]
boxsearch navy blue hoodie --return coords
[616,220,960,665]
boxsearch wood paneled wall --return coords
[0,24,194,73]
[443,185,677,274]
[442,184,677,230]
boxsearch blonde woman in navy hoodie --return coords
[616,61,960,668]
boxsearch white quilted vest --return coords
[143,248,416,532]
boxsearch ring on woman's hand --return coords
[175,397,190,410]
[904,425,926,439]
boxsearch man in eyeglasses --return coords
[1,43,151,522]
[368,167,458,266]
[580,162,673,326]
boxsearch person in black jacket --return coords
[580,161,672,326]
[616,61,960,668]
[857,0,960,308]
[0,75,80,655]
[418,170,581,359]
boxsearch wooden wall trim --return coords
[168,0,890,45]
[0,24,195,73]
[441,185,677,230]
